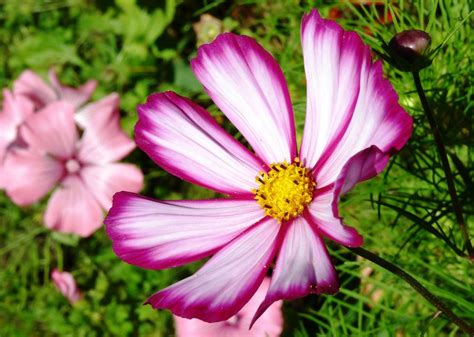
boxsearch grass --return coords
[0,0,473,336]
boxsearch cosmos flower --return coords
[51,269,83,304]
[3,97,143,237]
[105,9,412,324]
[174,278,283,337]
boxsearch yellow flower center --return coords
[252,157,316,222]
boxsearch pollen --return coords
[252,157,316,222]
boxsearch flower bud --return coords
[388,30,432,72]
[193,14,223,46]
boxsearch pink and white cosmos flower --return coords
[105,9,412,325]
[174,278,283,337]
[51,269,83,304]
[3,96,143,237]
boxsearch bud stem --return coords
[348,247,474,334]
[412,71,473,260]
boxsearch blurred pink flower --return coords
[105,9,412,325]
[51,269,83,304]
[0,69,97,188]
[174,277,283,337]
[0,90,34,188]
[13,69,96,110]
[3,96,143,237]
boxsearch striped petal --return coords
[300,9,369,170]
[135,91,264,197]
[105,192,266,269]
[146,218,281,322]
[192,33,296,164]
[252,217,337,325]
[299,10,412,188]
[307,147,388,247]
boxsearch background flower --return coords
[2,83,143,236]
[13,69,96,110]
[51,269,83,304]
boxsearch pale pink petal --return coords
[105,192,266,269]
[0,165,5,189]
[51,269,83,304]
[48,69,97,108]
[13,70,58,108]
[20,101,78,160]
[252,217,337,325]
[44,175,104,237]
[307,147,388,247]
[146,218,281,322]
[75,93,119,129]
[0,90,34,165]
[135,91,264,197]
[300,10,369,170]
[191,33,296,164]
[77,105,134,164]
[299,10,412,187]
[174,278,283,337]
[80,163,143,209]
[3,148,64,205]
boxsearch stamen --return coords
[253,157,316,222]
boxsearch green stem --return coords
[412,71,473,260]
[349,247,474,334]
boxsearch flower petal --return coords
[300,9,369,170]
[299,10,412,187]
[21,101,78,160]
[307,190,364,247]
[191,33,296,164]
[81,163,143,210]
[3,148,64,205]
[135,91,264,196]
[75,93,119,129]
[252,217,337,325]
[48,69,97,108]
[0,90,34,162]
[44,175,104,237]
[13,70,58,108]
[105,192,266,269]
[333,145,390,196]
[314,60,412,187]
[307,147,388,247]
[173,278,283,337]
[51,269,83,304]
[77,102,135,164]
[146,217,281,322]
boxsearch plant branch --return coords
[348,247,474,334]
[412,71,473,259]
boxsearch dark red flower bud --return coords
[388,30,432,72]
